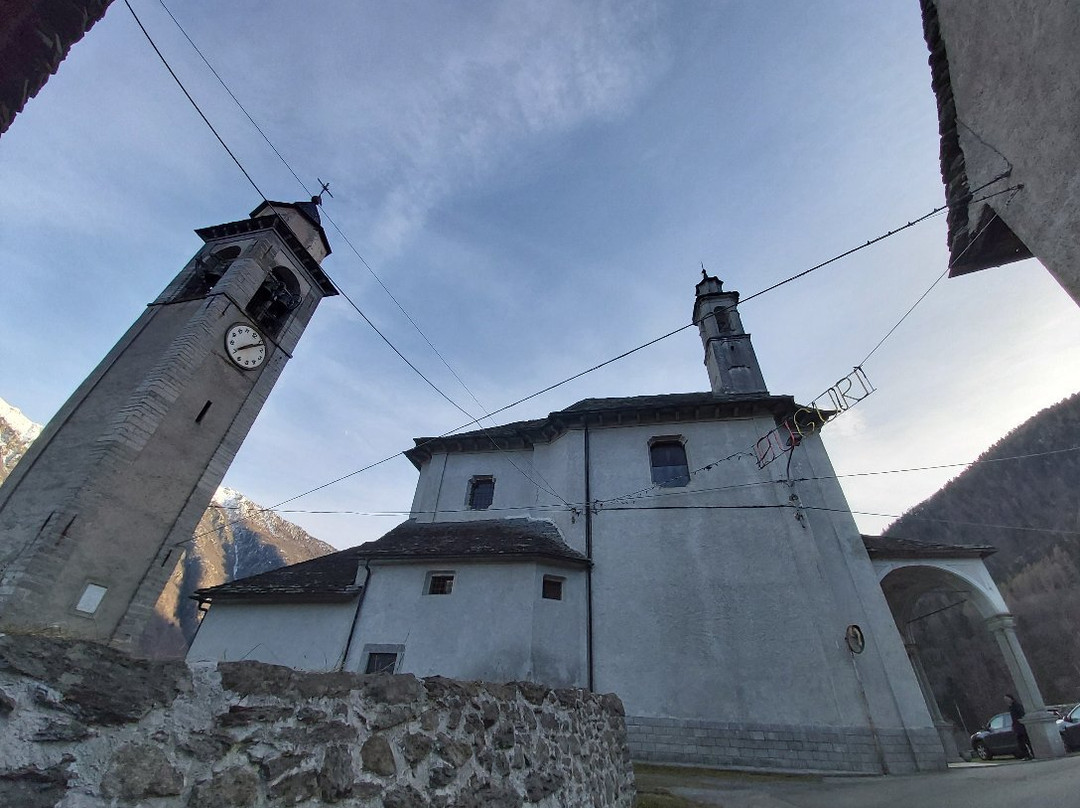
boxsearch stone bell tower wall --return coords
[0,207,332,649]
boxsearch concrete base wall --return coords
[626,715,945,774]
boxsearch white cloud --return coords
[303,0,669,255]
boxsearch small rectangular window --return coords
[468,476,495,510]
[365,652,398,674]
[650,440,690,487]
[542,576,564,601]
[75,583,107,615]
[426,572,455,595]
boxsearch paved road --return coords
[643,756,1080,808]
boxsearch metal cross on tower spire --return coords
[313,178,334,206]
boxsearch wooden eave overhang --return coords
[361,551,591,570]
[406,393,801,468]
[197,587,362,606]
[195,214,338,297]
[862,534,996,560]
[920,0,1032,276]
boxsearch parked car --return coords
[971,712,1023,760]
[1058,703,1080,751]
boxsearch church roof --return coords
[407,391,799,468]
[193,551,364,603]
[360,518,588,563]
[861,534,996,560]
[194,518,587,604]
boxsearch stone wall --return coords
[0,634,634,807]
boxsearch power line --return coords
[131,1,1048,545]
[596,503,1080,538]
[128,2,571,516]
[216,442,1080,520]
[216,502,1080,540]
[599,445,1080,508]
[146,0,570,508]
[124,0,266,200]
[154,0,312,197]
[187,182,1025,534]
[594,182,1023,509]
[155,0,488,415]
[858,183,1021,367]
[128,1,461,412]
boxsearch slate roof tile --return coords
[195,518,586,603]
[861,534,995,559]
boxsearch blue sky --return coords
[2,0,1078,549]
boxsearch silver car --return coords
[1058,703,1080,752]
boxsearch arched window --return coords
[177,245,241,300]
[246,266,303,339]
[650,440,689,487]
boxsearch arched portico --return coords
[863,536,1065,760]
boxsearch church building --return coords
[189,273,956,774]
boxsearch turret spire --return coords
[692,272,768,395]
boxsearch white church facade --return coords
[189,273,963,773]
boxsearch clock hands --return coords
[235,342,265,352]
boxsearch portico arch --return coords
[864,536,1065,760]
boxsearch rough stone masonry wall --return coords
[0,634,634,807]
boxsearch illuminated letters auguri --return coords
[754,367,875,469]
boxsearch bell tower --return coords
[0,200,336,651]
[693,271,768,395]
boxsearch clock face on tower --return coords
[225,323,266,369]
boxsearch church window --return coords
[426,571,455,595]
[195,400,212,424]
[650,439,690,487]
[542,575,564,600]
[468,476,495,510]
[246,266,303,339]
[365,652,399,674]
[74,583,107,615]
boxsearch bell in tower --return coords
[0,200,336,652]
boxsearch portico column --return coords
[905,641,961,761]
[985,614,1064,758]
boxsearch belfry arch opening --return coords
[247,265,302,339]
[177,245,241,300]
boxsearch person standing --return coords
[1006,693,1034,759]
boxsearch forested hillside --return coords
[885,391,1080,732]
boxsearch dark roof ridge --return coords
[407,390,800,468]
[862,534,996,559]
[195,517,587,603]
